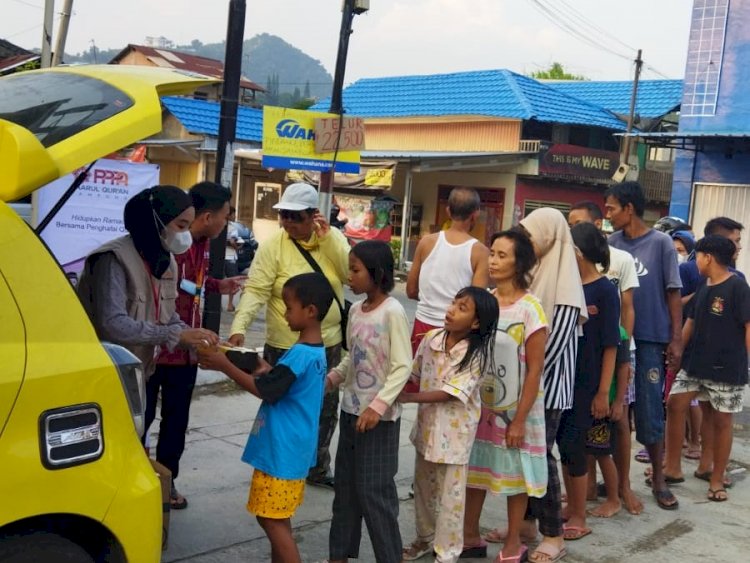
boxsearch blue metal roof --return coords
[161,96,263,142]
[310,69,627,130]
[549,79,683,119]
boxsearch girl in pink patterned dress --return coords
[400,286,499,563]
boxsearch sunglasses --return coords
[278,209,312,223]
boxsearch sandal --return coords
[529,542,567,563]
[693,470,733,489]
[170,483,188,510]
[634,449,650,463]
[652,489,679,510]
[495,544,528,562]
[459,539,487,558]
[644,475,684,486]
[402,540,432,561]
[562,524,591,541]
[684,447,701,460]
[707,488,728,502]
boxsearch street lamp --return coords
[318,0,369,219]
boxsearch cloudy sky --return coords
[3,0,692,83]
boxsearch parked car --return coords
[0,65,217,562]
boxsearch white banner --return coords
[37,159,160,272]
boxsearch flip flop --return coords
[402,540,432,561]
[495,544,529,562]
[652,489,679,510]
[684,447,701,460]
[562,524,591,541]
[634,449,650,463]
[460,539,487,558]
[644,475,685,486]
[529,542,567,563]
[170,483,188,510]
[484,528,537,544]
[693,470,733,489]
[707,488,728,502]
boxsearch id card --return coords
[180,278,201,296]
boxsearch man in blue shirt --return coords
[605,182,683,511]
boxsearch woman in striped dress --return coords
[515,208,587,563]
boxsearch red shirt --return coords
[157,238,220,366]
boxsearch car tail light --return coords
[39,404,103,469]
[102,342,146,437]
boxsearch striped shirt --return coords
[542,304,579,410]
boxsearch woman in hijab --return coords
[78,185,219,379]
[482,208,587,563]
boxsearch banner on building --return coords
[538,143,619,180]
[286,160,396,190]
[262,106,361,173]
[336,194,397,242]
[37,159,160,273]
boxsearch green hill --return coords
[64,33,333,105]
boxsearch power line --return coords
[528,0,672,79]
[5,15,61,40]
[10,0,43,9]
[556,0,637,53]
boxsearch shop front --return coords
[514,143,618,220]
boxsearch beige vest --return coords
[78,235,178,377]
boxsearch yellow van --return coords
[0,65,216,562]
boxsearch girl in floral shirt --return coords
[400,286,499,563]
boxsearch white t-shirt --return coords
[601,245,639,350]
[601,245,639,293]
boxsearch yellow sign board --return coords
[262,106,361,173]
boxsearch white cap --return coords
[273,183,320,211]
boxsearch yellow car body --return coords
[0,65,218,562]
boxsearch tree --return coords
[304,80,311,99]
[530,62,587,81]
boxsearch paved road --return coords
[157,282,750,562]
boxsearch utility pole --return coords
[202,0,246,333]
[318,0,367,219]
[52,0,74,66]
[621,49,643,167]
[40,0,55,68]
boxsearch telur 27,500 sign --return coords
[262,106,361,173]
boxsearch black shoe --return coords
[306,474,335,490]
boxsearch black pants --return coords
[329,412,402,563]
[144,363,198,481]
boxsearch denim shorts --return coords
[633,340,667,446]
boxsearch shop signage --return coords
[262,106,360,173]
[314,116,365,153]
[539,143,619,179]
[286,160,395,190]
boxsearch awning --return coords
[621,131,750,151]
[360,150,535,172]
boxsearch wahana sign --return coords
[539,143,619,179]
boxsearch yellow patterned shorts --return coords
[247,469,305,519]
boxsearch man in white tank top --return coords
[406,187,490,355]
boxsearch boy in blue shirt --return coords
[199,272,333,563]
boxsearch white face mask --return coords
[161,228,193,255]
[677,253,688,264]
[153,209,193,255]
